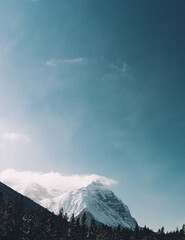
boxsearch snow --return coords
[40,181,137,229]
[6,180,137,229]
[0,181,44,212]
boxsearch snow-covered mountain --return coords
[40,181,137,229]
[20,183,52,202]
[3,180,137,229]
[0,181,45,212]
[18,183,62,202]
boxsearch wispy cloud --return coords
[45,57,84,67]
[102,62,130,81]
[63,57,84,64]
[110,62,128,73]
[2,132,30,142]
[121,63,128,73]
[45,59,61,67]
[0,169,117,195]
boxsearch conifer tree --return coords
[81,212,88,239]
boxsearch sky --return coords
[0,0,185,231]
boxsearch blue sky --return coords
[0,0,185,231]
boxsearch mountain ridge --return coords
[0,181,46,212]
[0,180,138,229]
[40,181,138,229]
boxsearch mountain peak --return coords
[86,181,105,189]
[41,181,138,229]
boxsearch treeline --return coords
[0,192,184,240]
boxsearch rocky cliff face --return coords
[40,181,137,229]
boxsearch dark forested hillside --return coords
[0,190,184,240]
[0,181,44,212]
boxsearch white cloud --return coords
[102,62,129,82]
[2,132,30,142]
[45,57,84,67]
[110,64,120,71]
[63,58,84,64]
[0,169,117,195]
[0,143,5,149]
[45,59,61,67]
[121,63,128,73]
[110,62,128,73]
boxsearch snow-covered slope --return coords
[5,180,138,229]
[20,183,52,202]
[40,181,137,229]
[0,181,45,212]
[17,183,62,202]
